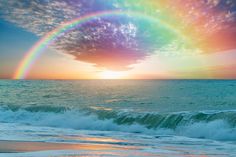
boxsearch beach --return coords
[0,80,236,156]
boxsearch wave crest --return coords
[0,106,236,141]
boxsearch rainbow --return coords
[13,10,189,79]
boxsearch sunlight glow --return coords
[99,70,126,79]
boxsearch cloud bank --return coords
[0,0,235,70]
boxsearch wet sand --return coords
[0,140,132,153]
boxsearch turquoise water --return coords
[0,80,236,156]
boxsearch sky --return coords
[0,0,236,79]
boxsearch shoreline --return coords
[0,140,134,153]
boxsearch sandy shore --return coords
[0,140,133,153]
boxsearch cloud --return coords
[0,0,235,70]
[0,0,156,70]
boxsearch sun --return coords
[99,70,126,79]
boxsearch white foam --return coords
[177,120,236,141]
[0,108,236,141]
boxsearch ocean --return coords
[0,80,236,156]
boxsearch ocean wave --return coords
[0,106,236,141]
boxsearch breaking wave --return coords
[0,106,236,141]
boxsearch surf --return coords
[1,106,236,141]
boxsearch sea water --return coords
[0,80,236,156]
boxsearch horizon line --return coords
[1,78,236,81]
